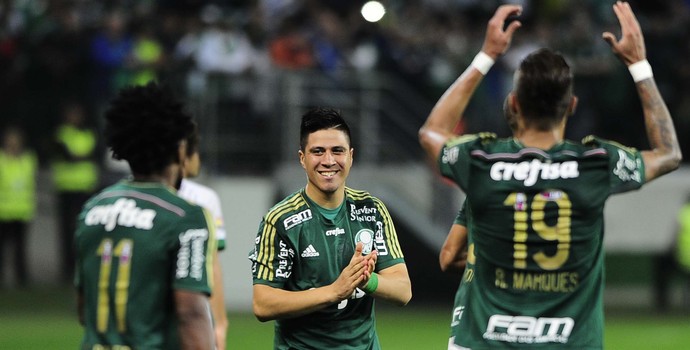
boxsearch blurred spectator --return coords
[89,10,133,107]
[654,194,690,312]
[269,13,314,69]
[128,21,165,86]
[175,5,256,95]
[0,127,37,288]
[51,102,100,283]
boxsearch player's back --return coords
[441,135,645,349]
[74,180,213,350]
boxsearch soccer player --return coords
[74,82,216,350]
[178,129,229,350]
[249,107,412,349]
[419,2,681,349]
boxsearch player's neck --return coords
[305,184,345,209]
[132,164,181,189]
[515,129,563,150]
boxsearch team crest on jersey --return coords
[355,229,374,255]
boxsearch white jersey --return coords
[178,179,227,250]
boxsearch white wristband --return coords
[628,59,653,82]
[471,52,495,75]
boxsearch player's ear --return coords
[508,93,520,116]
[349,148,354,165]
[298,149,306,169]
[568,96,578,116]
[177,140,187,165]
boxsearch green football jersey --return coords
[439,135,645,349]
[74,180,216,350]
[250,187,405,350]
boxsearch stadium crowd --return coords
[1,0,690,167]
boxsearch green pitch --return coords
[2,287,689,349]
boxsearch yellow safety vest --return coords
[676,204,690,272]
[52,125,99,192]
[0,150,37,221]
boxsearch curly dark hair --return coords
[299,107,351,151]
[104,82,196,175]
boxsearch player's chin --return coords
[318,182,342,194]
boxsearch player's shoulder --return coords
[345,187,389,212]
[579,135,639,156]
[90,180,204,216]
[445,132,498,148]
[264,189,309,225]
[178,179,221,203]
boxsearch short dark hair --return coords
[515,48,573,130]
[299,107,351,151]
[104,82,196,175]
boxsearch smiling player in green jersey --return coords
[250,107,412,349]
[74,83,216,350]
[419,2,681,349]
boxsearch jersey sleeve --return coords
[205,190,227,251]
[372,197,405,271]
[585,136,646,194]
[171,206,216,295]
[454,200,467,226]
[437,134,482,191]
[249,217,295,288]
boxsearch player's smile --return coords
[318,170,338,178]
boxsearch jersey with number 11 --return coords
[74,180,216,350]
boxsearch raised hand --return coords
[602,1,646,65]
[481,4,522,59]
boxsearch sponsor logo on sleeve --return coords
[176,229,209,280]
[613,149,642,182]
[276,240,295,278]
[442,147,460,164]
[374,221,388,256]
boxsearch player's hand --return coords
[602,1,646,65]
[481,4,522,59]
[331,243,367,300]
[358,250,378,289]
[214,324,227,350]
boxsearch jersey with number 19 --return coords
[439,134,645,349]
[74,180,216,350]
[250,187,405,350]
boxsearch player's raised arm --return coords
[602,1,682,182]
[419,4,522,163]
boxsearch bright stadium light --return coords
[361,1,386,23]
